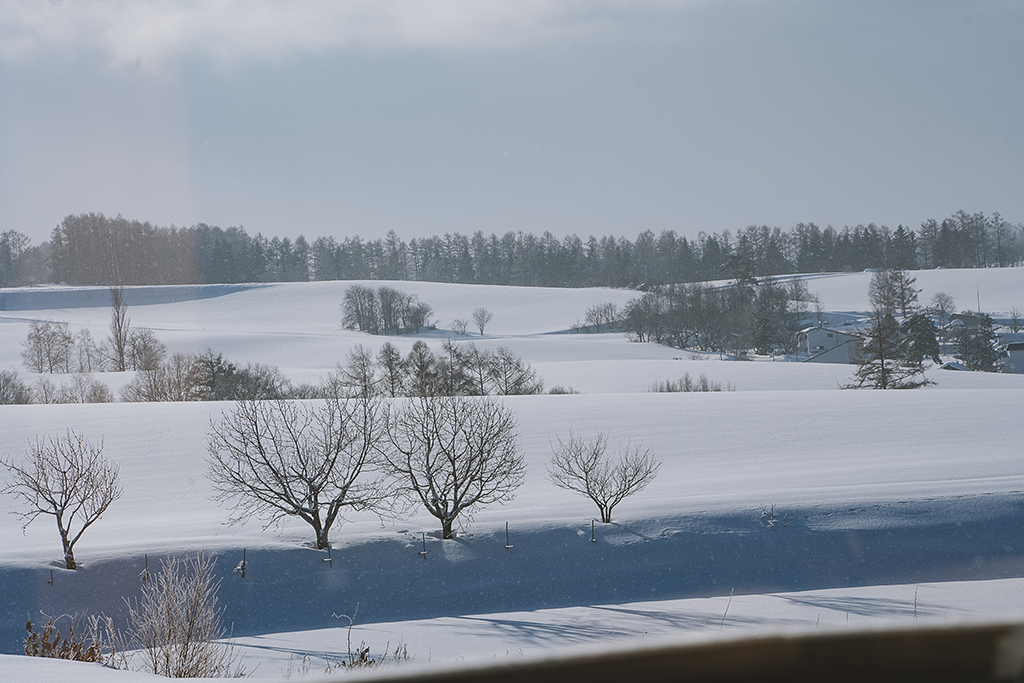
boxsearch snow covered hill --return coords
[0,268,1022,680]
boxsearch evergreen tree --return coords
[901,313,941,366]
[891,269,919,317]
[888,225,918,269]
[749,277,790,355]
[956,314,1001,371]
[846,311,931,389]
[867,270,899,316]
[20,209,1024,289]
[196,349,240,401]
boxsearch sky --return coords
[1,0,1022,246]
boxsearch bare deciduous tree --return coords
[2,431,122,569]
[488,346,543,395]
[127,327,166,371]
[930,291,956,352]
[868,270,899,316]
[890,269,919,317]
[867,268,920,318]
[461,343,493,396]
[548,431,660,523]
[122,553,243,677]
[406,300,433,332]
[585,302,619,332]
[31,377,60,404]
[342,285,380,334]
[57,373,114,404]
[930,292,955,324]
[340,344,379,399]
[207,397,389,549]
[384,396,523,539]
[438,338,472,396]
[377,342,407,398]
[72,328,102,373]
[108,286,131,372]
[232,362,292,400]
[471,307,493,336]
[21,320,74,373]
[405,341,438,397]
[0,369,31,404]
[451,319,469,335]
[120,353,207,402]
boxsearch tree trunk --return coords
[442,518,453,540]
[316,528,329,550]
[59,526,77,569]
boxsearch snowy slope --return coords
[3,270,1023,392]
[1,268,1023,679]
[1,389,1021,566]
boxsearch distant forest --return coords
[1,210,1022,289]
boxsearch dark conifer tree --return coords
[901,313,941,366]
[956,314,1001,372]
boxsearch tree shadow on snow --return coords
[2,492,1024,654]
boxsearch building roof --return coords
[797,325,862,338]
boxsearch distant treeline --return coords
[1,210,1021,289]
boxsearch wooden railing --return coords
[361,622,1024,683]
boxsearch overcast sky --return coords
[1,0,1021,245]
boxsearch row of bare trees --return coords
[2,397,659,569]
[207,396,526,544]
[20,320,148,375]
[336,339,543,399]
[0,358,288,406]
[20,288,166,375]
[0,370,114,405]
[12,318,546,407]
[120,351,290,403]
[208,395,660,545]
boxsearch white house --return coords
[797,325,863,364]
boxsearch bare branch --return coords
[471,307,493,336]
[207,397,390,549]
[384,396,523,539]
[1,430,121,569]
[548,431,660,523]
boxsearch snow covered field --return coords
[1,268,1022,680]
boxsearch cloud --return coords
[0,0,695,71]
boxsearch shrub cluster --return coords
[649,372,735,393]
[24,614,104,663]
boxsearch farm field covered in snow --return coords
[0,268,1023,680]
